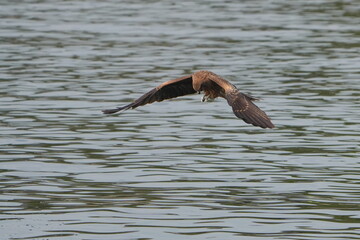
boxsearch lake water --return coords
[1,0,360,239]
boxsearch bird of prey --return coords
[102,70,274,129]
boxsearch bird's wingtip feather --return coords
[102,108,121,114]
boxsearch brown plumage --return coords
[102,70,275,129]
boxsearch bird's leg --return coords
[201,94,214,102]
[201,95,207,102]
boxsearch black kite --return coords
[102,70,275,129]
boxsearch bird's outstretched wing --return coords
[102,74,195,114]
[225,90,275,129]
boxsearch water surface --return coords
[1,0,360,239]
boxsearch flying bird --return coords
[102,70,275,129]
